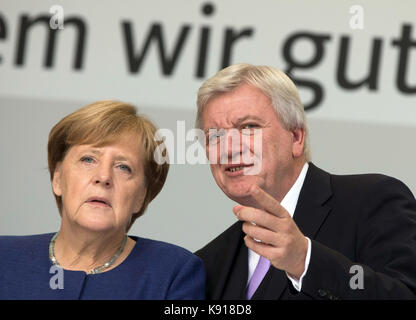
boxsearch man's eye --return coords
[241,124,260,135]
[242,123,258,129]
[207,129,226,144]
[209,132,222,140]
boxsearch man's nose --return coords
[220,129,244,164]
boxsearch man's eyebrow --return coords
[203,116,264,133]
[204,127,222,134]
[235,115,264,124]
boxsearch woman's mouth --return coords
[86,197,111,207]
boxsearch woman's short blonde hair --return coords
[196,63,311,161]
[47,100,169,230]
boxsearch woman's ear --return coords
[52,163,63,197]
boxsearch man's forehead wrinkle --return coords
[205,109,232,129]
[206,112,267,131]
[204,88,268,129]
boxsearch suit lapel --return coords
[222,234,249,299]
[293,163,333,240]
[211,221,246,299]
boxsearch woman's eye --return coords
[118,164,132,173]
[81,156,94,164]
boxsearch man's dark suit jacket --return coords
[195,163,416,299]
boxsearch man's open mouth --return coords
[225,164,254,173]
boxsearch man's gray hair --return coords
[196,63,311,162]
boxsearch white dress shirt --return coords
[247,162,311,292]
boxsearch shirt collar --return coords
[280,162,309,218]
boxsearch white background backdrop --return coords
[1,0,415,252]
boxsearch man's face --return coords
[202,83,305,206]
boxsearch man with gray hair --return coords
[195,63,416,300]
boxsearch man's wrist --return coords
[286,237,312,292]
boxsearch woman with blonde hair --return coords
[0,100,205,299]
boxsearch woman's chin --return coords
[74,215,117,233]
[78,223,114,233]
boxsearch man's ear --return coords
[52,162,63,197]
[291,128,306,158]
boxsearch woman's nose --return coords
[93,164,113,187]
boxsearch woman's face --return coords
[52,133,147,233]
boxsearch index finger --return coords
[250,185,290,218]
